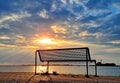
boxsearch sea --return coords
[0,65,119,76]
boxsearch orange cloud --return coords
[51,25,67,34]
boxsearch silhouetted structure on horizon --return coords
[96,62,116,66]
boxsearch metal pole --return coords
[86,60,89,77]
[86,50,89,77]
[46,61,49,74]
[35,51,37,75]
[94,61,97,77]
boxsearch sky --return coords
[0,0,120,65]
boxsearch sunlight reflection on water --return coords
[36,66,89,75]
[37,66,47,73]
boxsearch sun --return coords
[39,38,56,44]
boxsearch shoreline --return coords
[0,72,119,83]
[0,65,120,67]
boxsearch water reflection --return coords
[0,66,119,76]
[37,66,47,73]
[37,66,86,75]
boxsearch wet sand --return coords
[0,72,119,83]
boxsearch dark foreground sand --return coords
[0,72,119,83]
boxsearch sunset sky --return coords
[0,0,120,65]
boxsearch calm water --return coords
[0,66,119,76]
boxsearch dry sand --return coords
[0,72,119,83]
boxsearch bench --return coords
[35,47,97,77]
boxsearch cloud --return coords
[38,9,49,19]
[0,11,31,23]
[15,35,26,45]
[79,31,104,39]
[0,0,116,48]
[0,23,9,29]
[83,21,100,28]
[0,36,10,40]
[0,0,120,65]
[16,35,25,40]
[109,40,120,44]
[0,43,16,48]
[79,31,88,37]
[51,25,67,34]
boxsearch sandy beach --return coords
[0,72,119,83]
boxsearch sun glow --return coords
[39,38,56,44]
[33,34,79,49]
